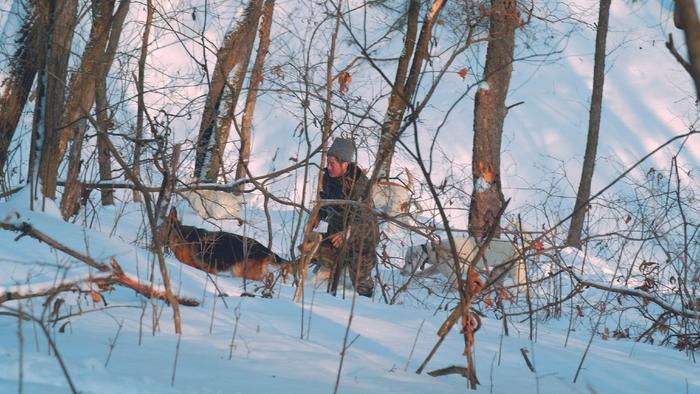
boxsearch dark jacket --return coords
[319,162,370,236]
[318,162,378,297]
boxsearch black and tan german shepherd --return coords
[163,208,289,281]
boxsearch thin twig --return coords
[404,319,425,372]
[104,320,124,368]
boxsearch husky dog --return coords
[163,208,289,280]
[402,236,526,287]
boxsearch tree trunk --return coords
[133,0,153,203]
[60,0,122,219]
[375,0,420,180]
[370,0,447,185]
[27,1,50,205]
[235,0,276,183]
[674,0,700,98]
[207,40,256,182]
[193,0,263,182]
[0,0,42,178]
[95,77,114,206]
[566,0,611,249]
[468,0,517,239]
[37,0,78,200]
[96,0,129,207]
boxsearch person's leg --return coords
[347,250,376,298]
[312,243,336,289]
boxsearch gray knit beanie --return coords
[328,138,356,163]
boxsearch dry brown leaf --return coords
[533,240,544,255]
[90,290,102,304]
[457,68,468,80]
[338,71,352,94]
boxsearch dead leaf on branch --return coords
[457,67,468,80]
[338,71,352,94]
[90,290,102,304]
[533,240,544,255]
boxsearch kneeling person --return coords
[315,138,378,298]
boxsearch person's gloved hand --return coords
[328,232,343,248]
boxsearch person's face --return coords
[327,155,348,178]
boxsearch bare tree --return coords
[235,0,276,183]
[60,0,130,219]
[193,0,263,182]
[671,0,700,98]
[468,0,519,238]
[373,0,420,180]
[95,0,131,206]
[370,0,447,183]
[0,0,42,178]
[30,0,78,202]
[566,0,611,248]
[132,0,153,203]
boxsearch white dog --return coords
[402,236,526,287]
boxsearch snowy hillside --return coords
[0,194,698,394]
[0,0,699,393]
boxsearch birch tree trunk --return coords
[0,0,42,178]
[193,0,263,182]
[27,1,49,206]
[566,0,611,248]
[235,0,275,183]
[468,0,518,239]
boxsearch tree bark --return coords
[235,0,276,183]
[674,0,700,98]
[368,0,446,191]
[372,0,446,182]
[0,0,42,178]
[96,0,130,207]
[193,0,263,182]
[95,77,114,206]
[374,0,420,180]
[133,0,153,203]
[60,0,130,218]
[36,0,78,200]
[566,0,611,248]
[60,0,116,217]
[468,0,518,239]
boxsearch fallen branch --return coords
[0,280,98,304]
[427,365,469,378]
[560,263,700,320]
[0,221,110,272]
[520,347,535,372]
[0,222,198,307]
[106,259,199,307]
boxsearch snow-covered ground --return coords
[0,190,697,394]
[1,0,699,392]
